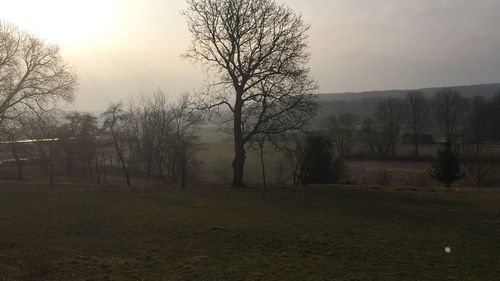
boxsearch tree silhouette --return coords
[404,91,431,159]
[184,0,317,186]
[300,134,343,185]
[428,141,465,187]
[0,22,76,128]
[433,88,468,142]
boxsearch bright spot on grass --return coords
[445,247,452,254]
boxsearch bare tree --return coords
[126,91,172,182]
[491,93,500,142]
[170,95,203,188]
[466,96,490,157]
[0,123,25,180]
[149,92,173,186]
[21,111,60,186]
[249,134,268,188]
[374,98,404,157]
[360,117,385,157]
[433,88,468,143]
[326,113,359,158]
[270,131,306,185]
[0,22,76,128]
[102,103,131,186]
[59,112,99,179]
[184,0,317,186]
[404,91,431,158]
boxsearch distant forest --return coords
[316,83,500,120]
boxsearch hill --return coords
[316,83,500,121]
[319,83,500,101]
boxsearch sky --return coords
[1,0,499,111]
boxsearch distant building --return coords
[402,134,436,145]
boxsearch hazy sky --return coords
[1,0,500,111]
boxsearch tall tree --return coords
[0,22,76,128]
[433,88,468,143]
[404,91,431,158]
[184,0,317,186]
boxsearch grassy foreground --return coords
[0,181,499,281]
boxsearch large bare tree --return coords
[0,22,76,128]
[184,0,317,186]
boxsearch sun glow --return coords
[0,0,119,47]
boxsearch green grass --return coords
[0,181,499,280]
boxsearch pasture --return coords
[0,180,499,280]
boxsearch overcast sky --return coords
[1,0,500,111]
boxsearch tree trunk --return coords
[157,141,164,187]
[65,146,74,175]
[259,142,266,188]
[413,131,419,159]
[181,145,187,189]
[100,151,107,184]
[10,144,24,180]
[232,95,246,187]
[111,131,130,186]
[87,150,94,178]
[95,153,101,185]
[171,149,178,183]
[146,162,151,182]
[49,143,54,186]
[82,153,87,178]
[232,144,245,186]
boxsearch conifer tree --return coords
[300,135,344,184]
[429,141,465,187]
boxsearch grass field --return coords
[0,180,499,280]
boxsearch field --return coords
[196,127,500,186]
[0,180,499,280]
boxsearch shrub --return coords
[465,161,498,188]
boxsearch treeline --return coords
[320,88,500,159]
[1,92,203,187]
